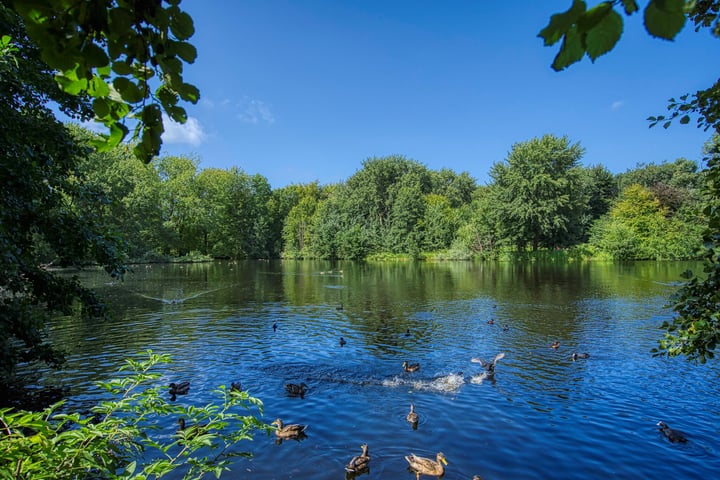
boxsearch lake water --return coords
[36,260,720,479]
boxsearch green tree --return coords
[488,134,587,251]
[155,155,202,256]
[1,8,128,383]
[541,1,720,360]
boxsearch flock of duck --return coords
[169,308,689,479]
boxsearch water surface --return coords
[37,260,720,479]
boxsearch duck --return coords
[230,381,242,392]
[471,352,505,374]
[271,418,308,438]
[273,322,278,332]
[176,418,207,438]
[406,404,419,424]
[572,352,590,360]
[402,361,420,373]
[340,336,347,346]
[487,318,494,325]
[657,421,688,443]
[336,303,344,311]
[169,381,190,400]
[550,341,560,349]
[345,443,371,473]
[405,452,448,479]
[285,382,308,397]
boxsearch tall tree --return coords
[489,134,587,251]
[0,8,127,382]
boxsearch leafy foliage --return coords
[0,10,127,383]
[0,351,268,479]
[8,0,200,162]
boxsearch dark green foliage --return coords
[1,9,127,383]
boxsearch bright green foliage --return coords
[0,351,268,479]
[488,134,587,251]
[281,183,325,258]
[8,0,200,162]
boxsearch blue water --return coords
[36,261,720,479]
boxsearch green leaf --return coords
[538,0,587,46]
[92,97,110,118]
[113,77,143,103]
[577,2,613,33]
[644,0,687,40]
[170,11,195,40]
[88,75,110,97]
[172,41,197,63]
[177,82,200,103]
[585,8,624,61]
[620,0,639,15]
[111,60,133,75]
[55,73,88,95]
[552,26,585,71]
[80,42,109,68]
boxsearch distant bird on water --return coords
[336,303,344,311]
[273,322,277,332]
[402,361,420,373]
[230,381,242,393]
[345,443,371,474]
[271,418,308,438]
[572,352,590,360]
[285,382,308,397]
[169,381,190,400]
[657,421,688,443]
[471,352,505,375]
[406,403,419,424]
[339,336,347,346]
[550,340,560,349]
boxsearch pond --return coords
[36,260,720,479]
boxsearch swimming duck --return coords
[406,404,419,424]
[550,341,560,349]
[271,418,308,438]
[345,443,371,473]
[285,382,308,396]
[169,381,190,400]
[487,319,494,325]
[657,421,688,443]
[471,352,505,374]
[572,352,590,360]
[340,337,347,346]
[176,418,207,438]
[230,381,242,392]
[273,322,278,332]
[405,452,448,479]
[336,303,344,311]
[402,361,420,372]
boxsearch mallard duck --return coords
[471,352,505,374]
[345,443,370,473]
[285,382,308,396]
[657,421,688,443]
[487,318,494,325]
[572,352,590,360]
[550,341,560,349]
[169,381,190,400]
[271,418,308,438]
[402,361,420,372]
[230,381,242,392]
[406,403,419,424]
[340,336,347,346]
[405,452,448,479]
[176,418,207,438]
[336,303,344,311]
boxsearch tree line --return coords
[71,127,709,263]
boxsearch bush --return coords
[0,351,269,479]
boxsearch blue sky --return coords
[159,1,720,188]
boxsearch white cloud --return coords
[610,100,624,111]
[237,98,275,124]
[162,114,207,146]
